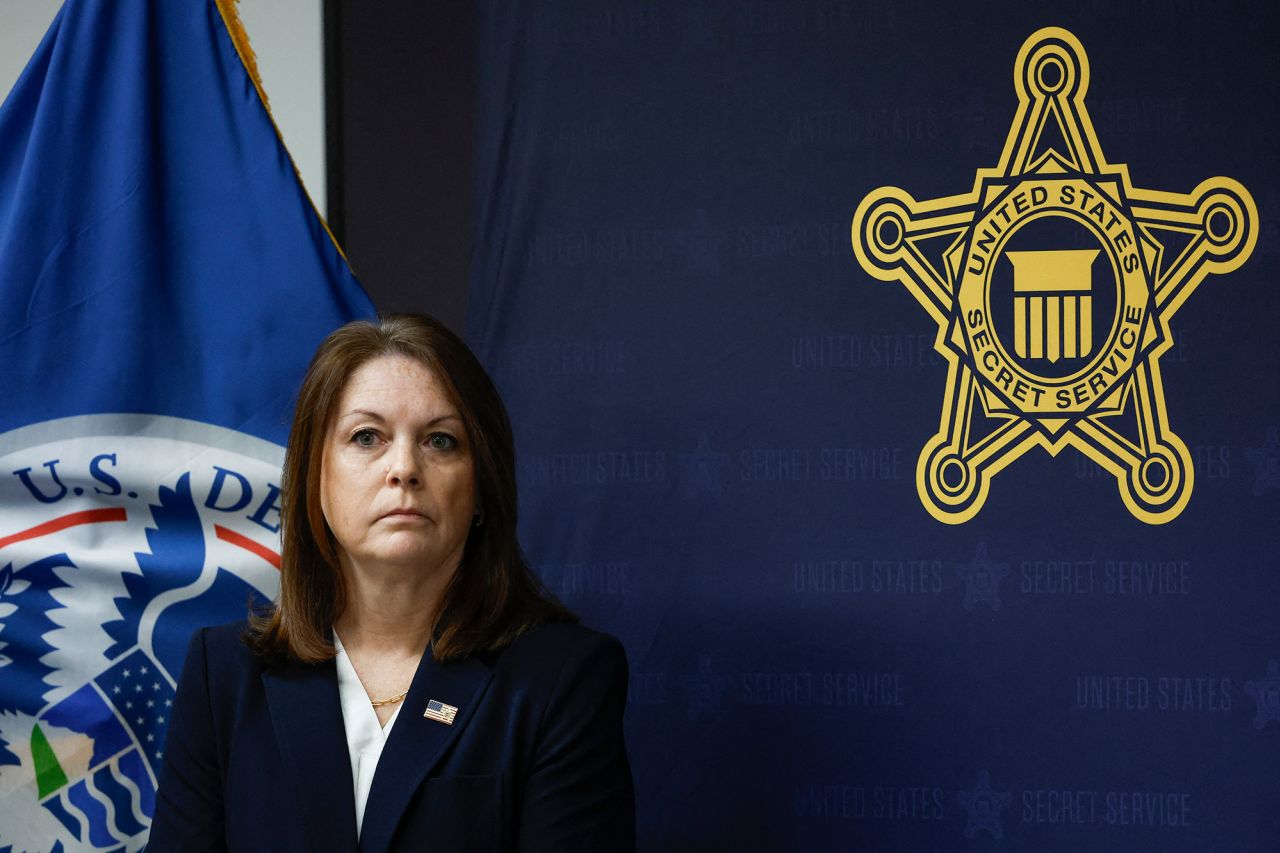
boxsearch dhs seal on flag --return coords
[0,415,285,851]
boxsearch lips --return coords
[380,508,427,521]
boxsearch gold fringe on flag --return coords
[211,0,350,261]
[212,0,269,110]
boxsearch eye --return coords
[351,428,379,448]
[427,433,458,451]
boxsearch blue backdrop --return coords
[467,2,1280,850]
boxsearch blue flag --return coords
[0,1,374,848]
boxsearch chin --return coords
[339,534,465,577]
[372,546,458,574]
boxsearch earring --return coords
[473,508,485,527]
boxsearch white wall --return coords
[0,0,327,216]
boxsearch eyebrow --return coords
[337,409,463,427]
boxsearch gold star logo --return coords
[852,27,1256,524]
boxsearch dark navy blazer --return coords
[147,621,635,852]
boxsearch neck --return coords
[333,558,457,657]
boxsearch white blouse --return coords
[332,630,402,839]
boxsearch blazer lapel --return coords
[357,651,494,853]
[262,657,359,852]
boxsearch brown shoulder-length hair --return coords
[247,314,575,664]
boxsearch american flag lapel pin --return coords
[424,699,458,725]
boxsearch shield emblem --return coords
[1006,249,1099,362]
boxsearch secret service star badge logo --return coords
[852,28,1256,524]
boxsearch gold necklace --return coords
[369,689,409,708]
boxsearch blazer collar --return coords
[357,648,494,853]
[261,653,359,853]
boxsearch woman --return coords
[149,315,635,852]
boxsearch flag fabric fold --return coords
[0,0,371,440]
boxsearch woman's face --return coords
[320,354,477,580]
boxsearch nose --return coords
[385,442,422,487]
